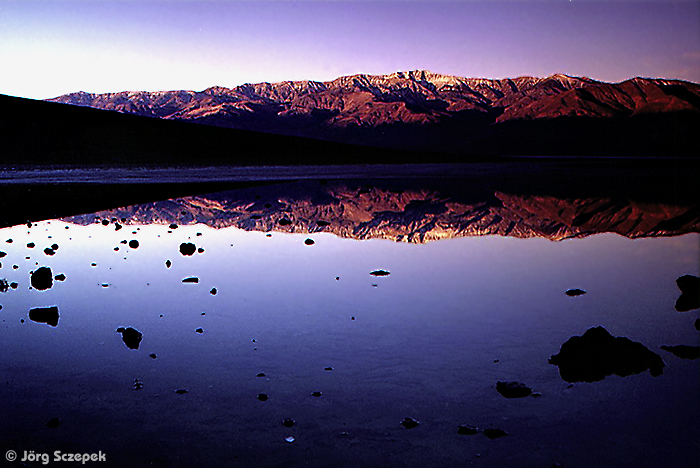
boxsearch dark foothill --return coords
[45,418,61,429]
[496,381,532,399]
[278,218,292,226]
[566,288,586,296]
[282,418,295,428]
[179,243,196,256]
[483,428,508,439]
[44,248,55,256]
[54,274,66,281]
[182,277,199,283]
[548,326,665,382]
[304,238,315,245]
[133,379,144,390]
[195,328,204,333]
[457,425,479,435]
[400,418,420,429]
[28,306,59,327]
[660,345,700,360]
[257,372,266,377]
[116,327,143,350]
[370,270,390,276]
[0,279,9,292]
[149,353,157,359]
[257,393,268,401]
[31,266,53,290]
[210,288,217,295]
[311,391,322,397]
[129,240,139,249]
[165,260,172,268]
[175,389,188,394]
[27,242,35,248]
[675,275,700,312]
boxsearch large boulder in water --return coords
[31,266,53,290]
[549,326,665,382]
[675,275,699,312]
[28,306,59,327]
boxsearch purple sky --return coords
[2,1,699,99]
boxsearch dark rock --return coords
[182,277,199,283]
[195,328,204,333]
[282,418,295,428]
[54,273,66,281]
[128,240,139,249]
[116,327,143,350]
[165,260,172,268]
[210,288,217,295]
[257,372,266,377]
[324,366,333,371]
[496,381,532,398]
[10,282,17,289]
[675,275,700,311]
[115,223,122,231]
[197,247,205,253]
[370,270,390,276]
[0,279,8,292]
[28,306,59,327]
[169,223,178,229]
[660,345,700,360]
[483,428,508,439]
[457,425,479,435]
[0,251,5,257]
[311,391,322,397]
[400,417,420,429]
[565,288,586,296]
[149,353,157,359]
[44,248,55,256]
[278,218,292,226]
[257,393,268,401]
[120,240,127,244]
[27,242,35,248]
[179,243,196,256]
[304,238,315,245]
[133,379,144,390]
[31,267,53,290]
[45,418,60,428]
[175,389,188,394]
[548,326,665,382]
[51,244,58,250]
[101,219,109,226]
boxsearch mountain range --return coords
[48,70,700,156]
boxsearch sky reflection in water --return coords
[0,215,698,468]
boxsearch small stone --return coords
[457,425,479,435]
[210,288,217,295]
[45,417,60,428]
[304,238,315,245]
[175,389,188,394]
[282,418,295,428]
[129,240,139,249]
[311,391,322,397]
[169,223,178,229]
[370,270,390,276]
[400,418,419,429]
[195,328,204,333]
[51,244,58,250]
[324,367,333,371]
[149,353,157,359]
[565,289,586,296]
[257,372,266,377]
[182,277,199,283]
[133,379,144,390]
[257,393,268,401]
[165,260,172,268]
[27,242,35,248]
[483,428,508,439]
[102,219,109,226]
[115,223,122,231]
[179,243,196,256]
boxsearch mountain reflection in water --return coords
[0,175,698,468]
[63,179,700,241]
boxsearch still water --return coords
[0,182,698,468]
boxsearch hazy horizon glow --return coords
[1,0,699,100]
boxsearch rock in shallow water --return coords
[31,266,53,290]
[675,275,700,312]
[370,270,390,276]
[29,306,59,327]
[400,418,420,429]
[496,381,532,398]
[660,345,700,360]
[483,428,508,439]
[549,326,665,382]
[179,243,196,256]
[116,327,143,350]
[457,425,479,435]
[565,288,586,296]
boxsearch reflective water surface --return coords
[1,178,698,468]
